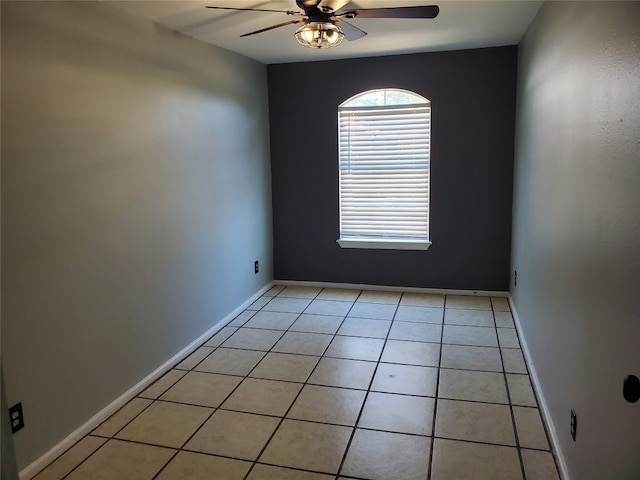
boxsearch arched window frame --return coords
[337,88,432,250]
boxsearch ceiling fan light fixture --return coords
[295,22,344,49]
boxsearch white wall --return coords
[1,1,272,470]
[512,2,640,479]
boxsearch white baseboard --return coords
[275,279,509,298]
[509,296,570,480]
[20,281,274,480]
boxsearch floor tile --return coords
[507,374,537,406]
[221,378,302,416]
[194,348,265,376]
[498,327,521,348]
[140,370,187,398]
[491,297,511,312]
[444,308,495,327]
[272,331,333,356]
[227,309,257,327]
[248,464,334,480]
[341,429,431,480]
[308,357,377,390]
[277,285,321,298]
[400,292,445,307]
[185,410,279,460]
[155,451,251,480]
[290,313,344,334]
[39,284,561,480]
[247,296,272,311]
[175,347,214,371]
[358,392,434,435]
[116,401,212,448]
[287,384,366,426]
[262,296,312,314]
[394,305,444,324]
[203,326,238,347]
[502,348,528,374]
[65,439,173,480]
[495,311,515,328]
[260,419,352,474]
[325,336,385,361]
[438,369,508,404]
[347,302,397,320]
[220,327,283,351]
[513,407,549,450]
[337,317,392,339]
[440,344,502,372]
[263,285,286,296]
[204,327,238,347]
[33,436,106,480]
[380,339,440,367]
[357,290,402,304]
[430,438,522,480]
[371,363,438,396]
[445,295,492,310]
[317,288,361,302]
[160,371,241,408]
[243,311,299,330]
[388,321,442,343]
[435,399,515,445]
[304,299,353,316]
[249,352,319,383]
[92,398,152,437]
[442,325,498,347]
[521,449,560,480]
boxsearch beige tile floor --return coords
[34,285,562,480]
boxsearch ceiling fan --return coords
[205,1,440,49]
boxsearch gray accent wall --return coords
[512,2,640,479]
[1,1,272,470]
[268,47,517,291]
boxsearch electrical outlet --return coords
[9,403,24,433]
[254,260,259,274]
[570,409,577,441]
[514,270,518,287]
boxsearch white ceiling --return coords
[110,0,543,64]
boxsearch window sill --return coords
[337,238,432,251]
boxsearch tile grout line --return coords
[60,382,171,480]
[76,295,447,478]
[45,290,549,480]
[58,321,242,480]
[502,301,562,479]
[334,291,402,479]
[150,356,266,479]
[511,322,564,479]
[493,297,528,480]
[151,287,305,480]
[241,286,332,480]
[57,436,108,480]
[242,287,388,480]
[425,295,447,480]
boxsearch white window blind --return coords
[338,90,431,249]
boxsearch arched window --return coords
[337,88,431,250]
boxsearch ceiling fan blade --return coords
[318,0,352,14]
[337,19,367,41]
[205,6,299,15]
[239,19,304,37]
[341,5,439,19]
